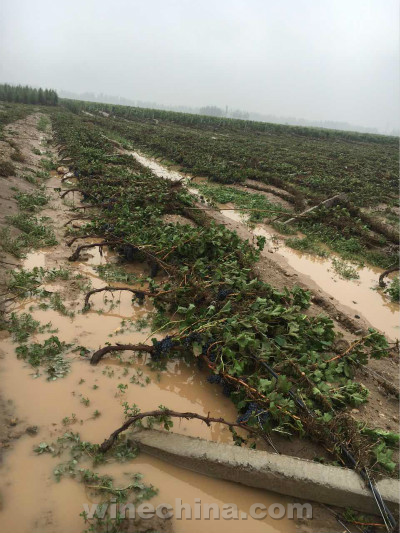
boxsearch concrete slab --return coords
[131,429,399,515]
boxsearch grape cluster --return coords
[183,333,219,362]
[152,336,175,361]
[237,402,270,425]
[221,378,234,397]
[217,288,233,301]
[134,291,145,304]
[122,245,136,262]
[150,262,159,278]
[256,409,270,426]
[207,374,222,384]
[206,373,233,397]
[101,223,115,234]
[184,332,202,347]
[201,340,217,362]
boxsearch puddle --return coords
[0,299,293,533]
[255,226,399,340]
[222,209,399,340]
[130,153,399,340]
[132,152,184,182]
[0,436,294,533]
[22,250,51,269]
[2,238,293,533]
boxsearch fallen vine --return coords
[99,408,270,453]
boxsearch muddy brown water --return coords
[127,151,399,341]
[223,209,399,341]
[1,242,294,533]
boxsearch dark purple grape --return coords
[152,336,175,361]
[207,374,222,384]
[123,245,135,262]
[236,402,270,425]
[184,332,202,347]
[135,291,145,304]
[150,262,159,278]
[217,288,233,301]
[221,378,234,397]
[201,339,217,362]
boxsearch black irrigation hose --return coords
[251,356,397,532]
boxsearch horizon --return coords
[56,87,398,136]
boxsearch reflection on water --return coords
[221,208,399,340]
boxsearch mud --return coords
[223,209,399,341]
[127,150,400,436]
[0,253,293,533]
[0,112,49,290]
[130,150,399,342]
[0,119,299,533]
[0,118,394,533]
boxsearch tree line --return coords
[0,84,58,106]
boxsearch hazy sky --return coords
[0,0,398,131]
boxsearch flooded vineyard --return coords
[131,151,400,341]
[0,105,398,533]
[0,185,294,533]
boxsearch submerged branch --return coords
[83,286,154,311]
[66,235,102,247]
[99,408,267,453]
[68,241,119,261]
[378,265,400,288]
[90,343,156,365]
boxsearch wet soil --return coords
[0,116,396,533]
[0,116,300,533]
[127,150,400,435]
[222,209,399,341]
[0,113,48,291]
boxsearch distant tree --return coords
[231,109,250,120]
[199,105,224,117]
[0,83,59,106]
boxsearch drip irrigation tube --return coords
[251,356,397,532]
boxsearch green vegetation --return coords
[14,190,49,211]
[194,182,289,222]
[331,258,360,280]
[95,263,143,284]
[62,98,397,203]
[46,292,75,318]
[15,335,71,379]
[0,225,53,258]
[0,83,58,106]
[7,267,70,297]
[1,214,57,257]
[0,102,33,139]
[7,312,56,343]
[48,108,398,477]
[37,115,50,132]
[0,180,55,257]
[34,430,156,532]
[286,235,328,257]
[59,98,399,269]
[384,277,400,302]
[39,157,57,171]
